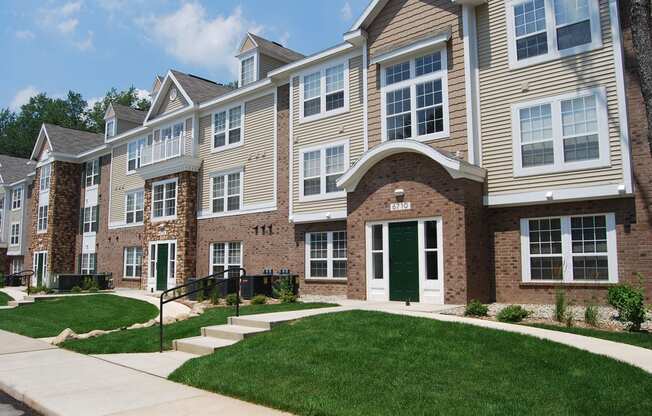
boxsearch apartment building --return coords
[3,0,650,304]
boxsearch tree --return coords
[629,0,652,152]
[85,87,151,134]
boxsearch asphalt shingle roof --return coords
[248,33,305,63]
[43,124,105,156]
[170,70,235,104]
[0,154,34,184]
[111,103,147,125]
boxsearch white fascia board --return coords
[268,43,356,81]
[349,0,388,32]
[143,106,195,128]
[144,70,194,123]
[290,210,348,224]
[370,30,451,65]
[198,78,273,111]
[105,126,149,145]
[29,125,52,161]
[484,183,631,207]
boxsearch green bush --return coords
[273,276,297,303]
[607,284,647,331]
[251,294,267,305]
[210,286,220,305]
[584,302,599,327]
[27,285,47,294]
[71,286,82,294]
[226,293,241,306]
[555,289,566,323]
[81,277,93,291]
[497,305,530,323]
[464,299,488,317]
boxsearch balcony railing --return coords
[141,136,182,166]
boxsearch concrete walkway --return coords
[0,330,289,416]
[112,289,191,321]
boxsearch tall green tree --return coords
[86,87,151,134]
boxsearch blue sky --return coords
[1,0,369,111]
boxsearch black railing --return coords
[159,267,246,353]
[3,270,34,291]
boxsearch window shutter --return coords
[81,165,86,189]
[79,208,84,234]
[77,255,82,273]
[92,206,99,233]
[96,158,101,185]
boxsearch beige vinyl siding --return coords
[291,55,365,215]
[366,0,468,156]
[197,92,276,214]
[478,0,624,195]
[260,54,286,78]
[153,84,188,119]
[109,143,145,224]
[241,37,256,53]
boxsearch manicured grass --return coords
[0,295,158,338]
[0,291,13,306]
[529,323,652,350]
[170,311,652,416]
[63,302,335,354]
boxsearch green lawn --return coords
[528,323,652,350]
[0,294,158,338]
[0,291,13,306]
[63,302,335,354]
[170,310,652,416]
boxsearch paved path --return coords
[112,289,191,321]
[0,330,290,416]
[0,389,42,416]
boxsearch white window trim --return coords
[505,0,603,70]
[11,186,22,211]
[126,137,147,174]
[209,241,244,275]
[123,246,143,279]
[148,240,177,289]
[146,120,185,165]
[239,51,258,87]
[81,253,97,275]
[298,57,350,123]
[124,189,144,225]
[298,139,350,202]
[380,47,450,142]
[105,118,116,139]
[37,204,48,234]
[83,205,98,235]
[10,223,20,246]
[39,163,51,193]
[210,167,244,215]
[211,103,245,153]
[151,178,178,222]
[304,230,348,281]
[512,87,610,177]
[85,159,100,188]
[520,213,618,284]
[11,257,23,274]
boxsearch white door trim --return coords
[147,239,177,291]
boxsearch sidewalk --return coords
[0,330,289,416]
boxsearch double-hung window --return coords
[124,247,143,278]
[40,164,51,192]
[152,179,177,220]
[240,55,256,86]
[513,88,608,176]
[81,253,97,275]
[213,105,243,150]
[127,138,146,172]
[10,223,20,246]
[37,205,48,232]
[105,119,115,138]
[300,141,348,200]
[521,213,617,282]
[83,205,99,233]
[507,0,601,67]
[305,231,347,279]
[381,49,448,141]
[211,171,242,213]
[210,242,242,278]
[125,190,144,224]
[85,159,100,187]
[300,61,348,121]
[11,258,23,274]
[11,187,22,210]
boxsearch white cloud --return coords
[57,18,79,34]
[10,86,39,111]
[341,2,353,21]
[74,30,94,51]
[140,3,263,77]
[135,88,150,101]
[60,1,82,16]
[15,30,35,40]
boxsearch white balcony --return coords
[141,136,182,166]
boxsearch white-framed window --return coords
[81,253,97,274]
[211,170,242,213]
[512,88,609,176]
[151,179,177,220]
[83,205,99,234]
[299,140,349,201]
[210,241,243,279]
[380,48,449,142]
[212,104,243,151]
[11,257,23,274]
[11,187,22,210]
[127,138,146,172]
[149,241,176,282]
[37,205,48,233]
[299,59,349,121]
[0,199,4,234]
[40,163,51,192]
[506,0,602,68]
[105,119,116,138]
[10,223,20,246]
[125,190,144,224]
[370,224,384,280]
[123,247,143,278]
[520,213,618,283]
[240,54,257,86]
[305,231,347,280]
[85,159,100,187]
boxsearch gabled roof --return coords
[241,33,305,63]
[107,103,147,125]
[30,124,105,160]
[0,154,34,185]
[349,0,390,31]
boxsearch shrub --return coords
[210,286,220,305]
[497,305,530,323]
[273,276,297,303]
[0,273,5,288]
[27,285,46,294]
[226,293,241,306]
[44,287,55,295]
[555,289,566,323]
[81,277,93,291]
[251,294,267,305]
[464,299,488,317]
[71,286,82,294]
[584,302,599,327]
[607,283,647,331]
[196,290,205,303]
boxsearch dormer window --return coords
[240,55,256,86]
[105,119,116,138]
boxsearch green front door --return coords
[389,221,419,302]
[156,244,168,291]
[36,253,44,286]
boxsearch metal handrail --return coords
[4,270,34,292]
[158,267,246,353]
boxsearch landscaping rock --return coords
[76,329,110,340]
[51,328,77,345]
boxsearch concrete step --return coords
[228,316,273,330]
[202,324,269,341]
[173,336,238,356]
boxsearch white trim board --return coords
[484,183,630,207]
